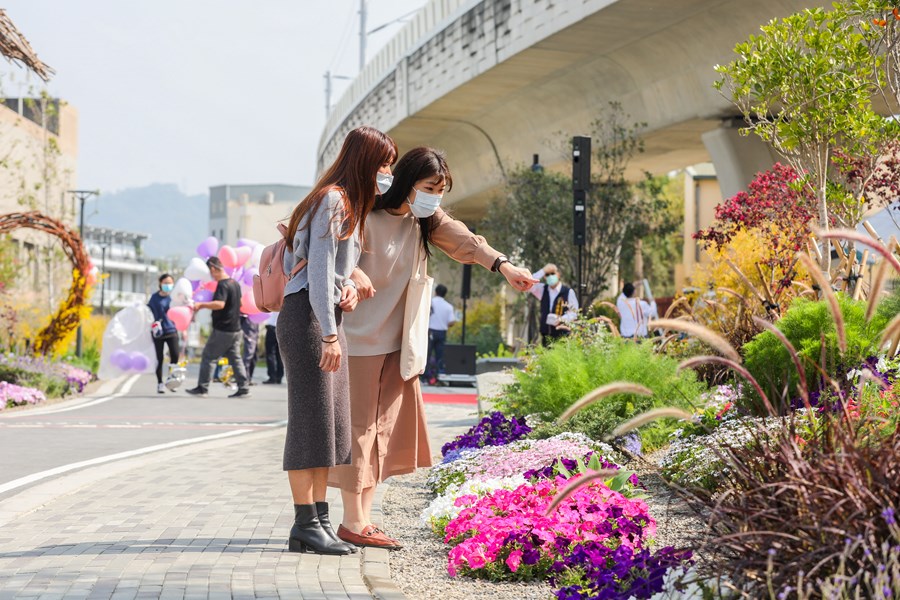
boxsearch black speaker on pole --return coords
[461,264,472,300]
[572,136,590,246]
[572,136,591,309]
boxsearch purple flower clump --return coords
[549,543,693,600]
[441,411,531,458]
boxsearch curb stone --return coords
[361,480,409,599]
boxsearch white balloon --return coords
[250,244,264,268]
[184,257,212,282]
[171,277,194,307]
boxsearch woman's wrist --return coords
[322,335,338,343]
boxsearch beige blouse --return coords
[343,207,503,356]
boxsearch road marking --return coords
[0,420,288,429]
[0,428,252,496]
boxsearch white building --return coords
[208,184,310,247]
[83,225,159,312]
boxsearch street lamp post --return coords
[100,244,107,315]
[68,189,99,357]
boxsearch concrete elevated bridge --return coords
[318,0,828,219]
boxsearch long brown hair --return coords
[286,126,397,249]
[374,147,452,257]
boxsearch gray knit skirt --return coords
[278,290,351,471]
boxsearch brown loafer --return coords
[337,524,403,550]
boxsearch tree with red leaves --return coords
[694,163,821,294]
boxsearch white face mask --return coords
[407,188,442,218]
[376,173,393,194]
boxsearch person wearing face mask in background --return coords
[147,273,181,394]
[328,147,537,549]
[529,263,579,346]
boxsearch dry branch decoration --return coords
[0,212,91,355]
[0,10,53,80]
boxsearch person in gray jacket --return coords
[277,126,397,556]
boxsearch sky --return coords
[0,0,426,195]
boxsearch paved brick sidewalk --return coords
[0,386,487,599]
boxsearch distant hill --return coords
[84,183,207,261]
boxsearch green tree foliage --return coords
[447,295,507,357]
[715,5,898,269]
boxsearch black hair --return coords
[206,257,224,271]
[435,284,448,297]
[375,147,452,257]
[623,282,635,298]
[158,273,173,283]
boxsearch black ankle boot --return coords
[289,504,352,555]
[316,502,358,553]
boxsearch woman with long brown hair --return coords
[329,147,535,549]
[277,126,397,555]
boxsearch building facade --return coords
[83,225,159,313]
[208,184,310,247]
[0,97,79,313]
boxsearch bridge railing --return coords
[321,0,474,146]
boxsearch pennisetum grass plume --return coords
[814,228,900,276]
[608,407,693,439]
[557,382,653,423]
[865,258,890,323]
[649,318,742,363]
[797,252,847,355]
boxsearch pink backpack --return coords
[252,223,307,313]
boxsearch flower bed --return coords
[422,421,694,598]
[0,353,92,399]
[0,380,46,410]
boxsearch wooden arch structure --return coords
[0,212,91,355]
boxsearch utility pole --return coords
[359,0,367,71]
[323,70,352,117]
[69,189,99,357]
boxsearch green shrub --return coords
[448,295,509,357]
[494,334,708,450]
[876,283,900,321]
[742,295,889,413]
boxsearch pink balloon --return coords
[240,287,260,315]
[248,312,269,324]
[193,289,213,303]
[202,280,218,292]
[167,306,193,332]
[235,246,252,266]
[196,236,219,259]
[218,245,239,268]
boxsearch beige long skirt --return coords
[327,350,433,492]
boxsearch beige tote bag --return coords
[399,248,434,380]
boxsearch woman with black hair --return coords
[147,273,181,394]
[328,147,535,549]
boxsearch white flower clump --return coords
[420,475,527,529]
[631,566,733,599]
[660,415,786,487]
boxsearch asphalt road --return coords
[0,367,287,501]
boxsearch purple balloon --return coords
[193,289,213,303]
[233,267,244,282]
[248,312,269,324]
[241,270,256,286]
[236,238,258,249]
[130,352,150,372]
[110,349,129,370]
[190,279,201,291]
[196,236,219,259]
[224,266,235,276]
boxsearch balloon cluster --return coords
[165,236,268,331]
[109,349,150,372]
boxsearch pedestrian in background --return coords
[617,280,658,339]
[530,263,579,345]
[263,312,283,384]
[278,125,397,556]
[241,314,260,385]
[147,273,180,394]
[185,257,250,398]
[425,283,456,384]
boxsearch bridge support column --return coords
[701,119,779,200]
